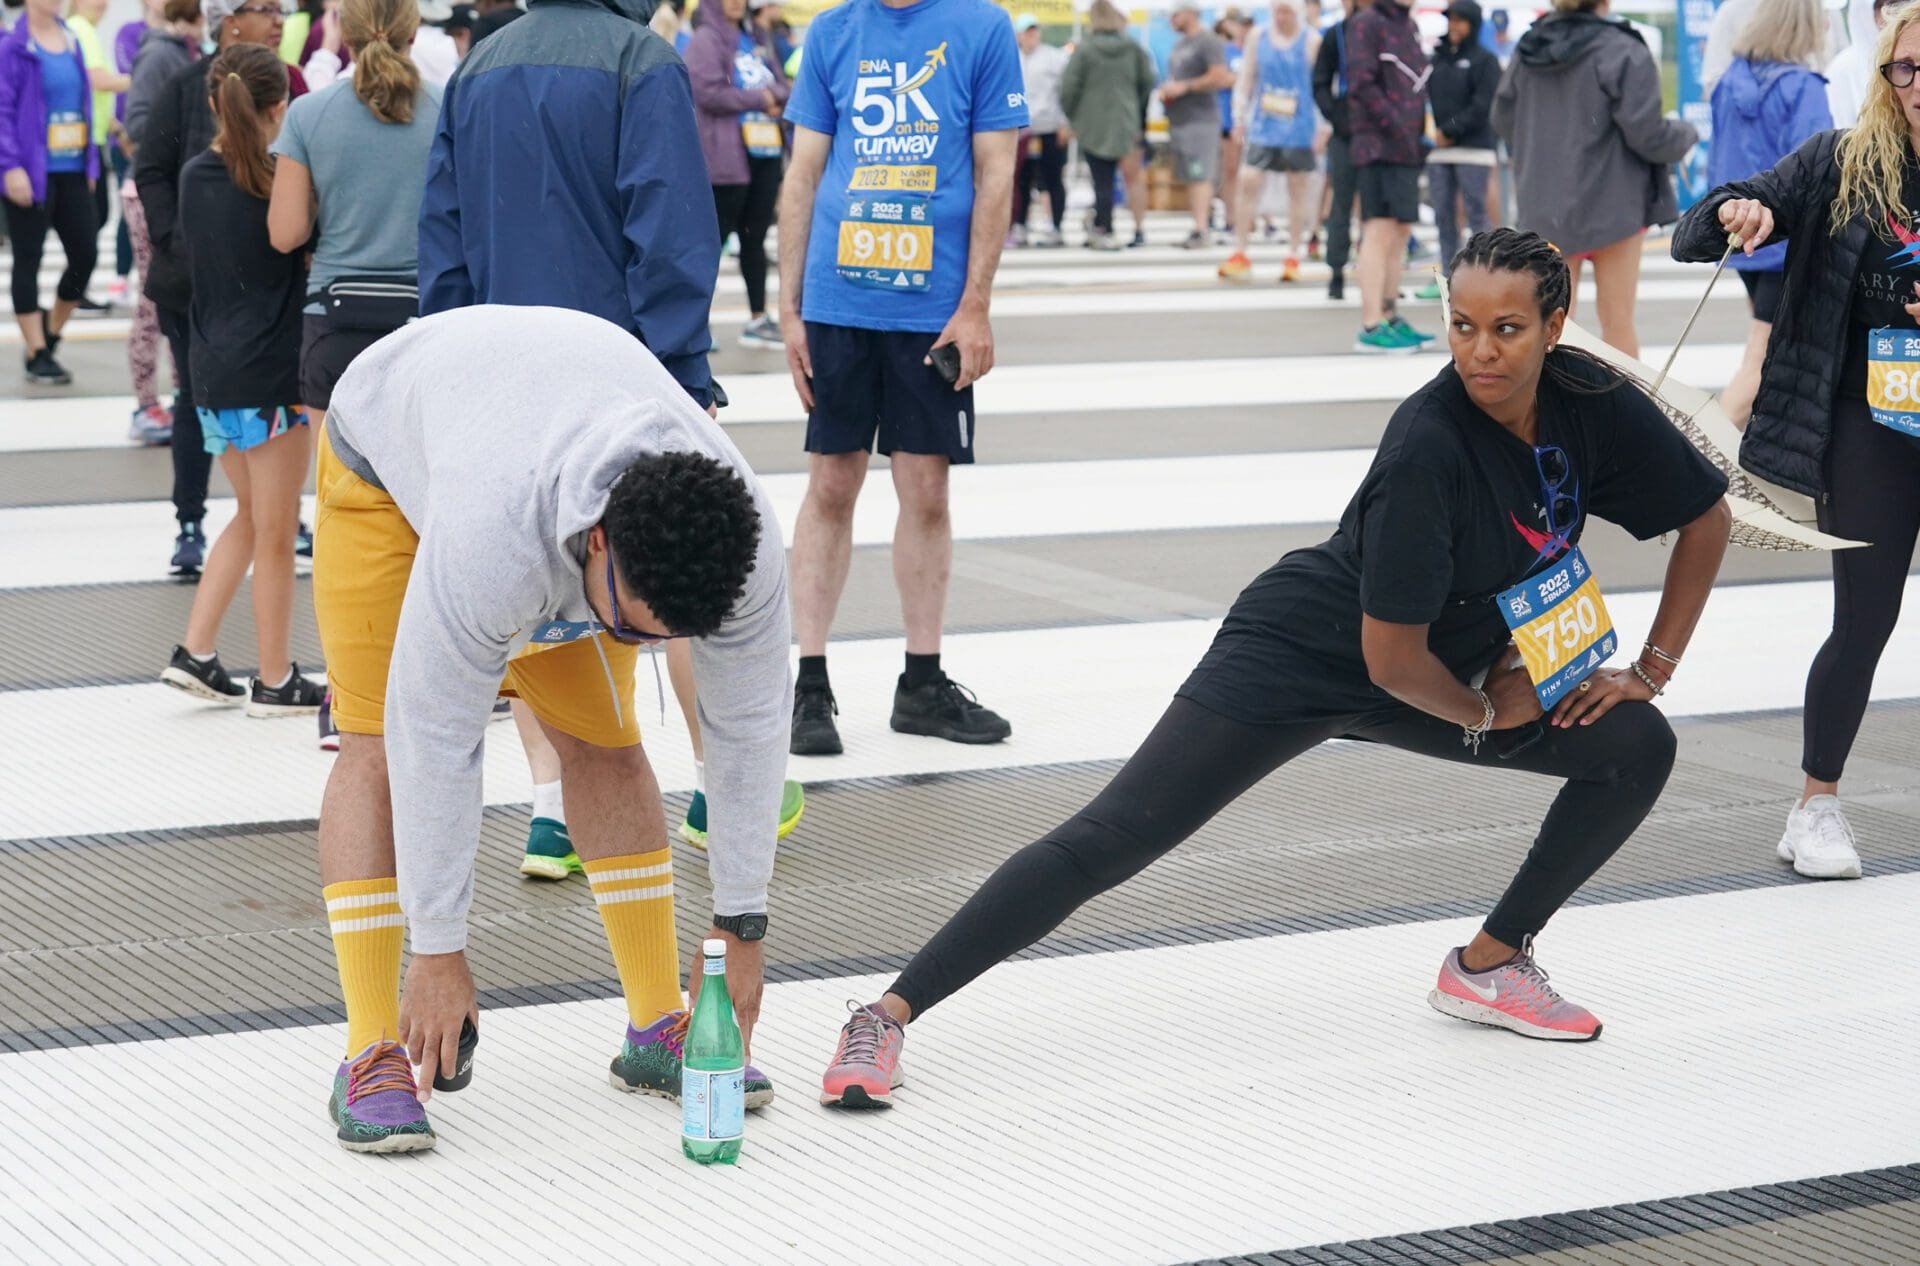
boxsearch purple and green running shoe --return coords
[329,1040,436,1154]
[609,1011,776,1109]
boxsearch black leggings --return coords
[158,304,210,526]
[1087,154,1119,234]
[1014,132,1067,231]
[1803,395,1920,781]
[711,155,782,316]
[4,170,98,316]
[890,693,1677,1017]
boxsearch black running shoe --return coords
[248,665,326,718]
[75,295,111,314]
[1327,273,1345,302]
[170,521,206,576]
[24,348,71,385]
[889,673,1011,745]
[791,682,843,756]
[160,645,247,704]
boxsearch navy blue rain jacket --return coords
[419,0,719,404]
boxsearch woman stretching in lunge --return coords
[820,229,1733,1106]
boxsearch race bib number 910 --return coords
[1497,548,1618,709]
[836,193,934,292]
[1866,328,1920,436]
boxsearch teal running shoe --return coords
[519,816,581,880]
[329,1040,436,1154]
[1389,314,1436,344]
[1354,323,1417,355]
[1413,279,1443,301]
[680,780,806,850]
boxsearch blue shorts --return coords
[198,405,308,457]
[803,322,976,463]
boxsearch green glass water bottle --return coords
[681,937,745,1165]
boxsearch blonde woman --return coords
[1675,3,1920,880]
[1710,0,1831,428]
[1061,0,1156,248]
[267,0,441,743]
[1494,0,1697,358]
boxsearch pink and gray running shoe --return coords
[820,1000,906,1107]
[1427,935,1601,1042]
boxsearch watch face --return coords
[739,914,769,941]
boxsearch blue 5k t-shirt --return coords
[784,0,1029,332]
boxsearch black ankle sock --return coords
[903,652,941,689]
[797,655,829,690]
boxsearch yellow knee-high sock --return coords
[324,877,404,1058]
[583,850,683,1025]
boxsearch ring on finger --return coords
[1578,679,1592,694]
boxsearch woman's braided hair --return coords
[1448,227,1634,396]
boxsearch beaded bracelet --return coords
[1630,661,1666,696]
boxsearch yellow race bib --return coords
[834,194,934,293]
[1259,88,1299,120]
[1866,327,1920,436]
[46,118,86,156]
[1498,548,1618,708]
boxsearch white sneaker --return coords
[1777,795,1863,879]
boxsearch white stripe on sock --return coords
[592,883,675,906]
[587,863,673,885]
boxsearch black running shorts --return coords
[803,321,977,463]
[1356,161,1422,224]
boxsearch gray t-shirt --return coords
[1165,31,1225,128]
[270,80,444,300]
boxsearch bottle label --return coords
[681,1067,745,1142]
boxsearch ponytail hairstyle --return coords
[1448,228,1633,396]
[207,44,288,200]
[343,0,421,125]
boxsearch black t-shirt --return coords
[1179,356,1729,722]
[181,151,305,409]
[1842,165,1920,393]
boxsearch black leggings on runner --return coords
[4,170,98,315]
[1087,154,1119,234]
[158,304,210,526]
[1015,132,1067,232]
[711,155,782,316]
[889,693,1677,1018]
[1803,395,1920,781]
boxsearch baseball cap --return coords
[445,3,476,29]
[1014,12,1040,29]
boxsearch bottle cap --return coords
[703,937,727,957]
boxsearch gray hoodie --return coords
[124,26,194,149]
[326,305,792,956]
[1493,12,1697,256]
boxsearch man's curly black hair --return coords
[602,452,761,639]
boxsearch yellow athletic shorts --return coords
[313,424,641,747]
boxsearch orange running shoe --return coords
[1217,251,1253,283]
[1280,255,1301,283]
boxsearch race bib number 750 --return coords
[1497,548,1618,709]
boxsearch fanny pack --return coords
[316,276,419,331]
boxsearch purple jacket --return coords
[114,19,145,123]
[0,20,101,203]
[1346,0,1427,168]
[684,2,788,185]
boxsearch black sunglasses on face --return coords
[599,551,683,645]
[1881,59,1920,88]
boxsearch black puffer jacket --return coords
[1672,128,1859,499]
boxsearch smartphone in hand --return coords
[928,341,963,387]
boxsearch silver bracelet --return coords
[1462,688,1496,753]
[1643,641,1682,667]
[1630,661,1666,696]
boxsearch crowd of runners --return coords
[2,0,1916,1156]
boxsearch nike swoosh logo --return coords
[1456,971,1501,1003]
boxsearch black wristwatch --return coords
[712,912,769,941]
